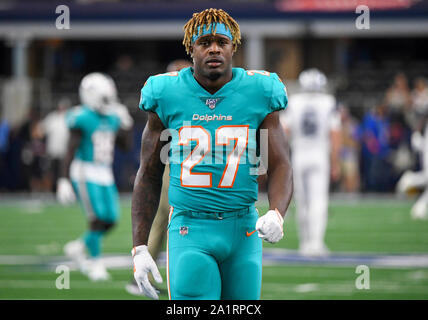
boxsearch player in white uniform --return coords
[280,68,341,256]
[396,111,428,219]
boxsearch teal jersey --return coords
[139,67,288,212]
[66,105,120,165]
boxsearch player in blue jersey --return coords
[131,8,293,300]
[57,72,133,281]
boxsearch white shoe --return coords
[84,259,111,282]
[64,239,87,269]
[411,202,427,220]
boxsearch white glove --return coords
[56,178,76,205]
[132,245,163,300]
[255,209,284,243]
[113,103,134,130]
[411,131,424,152]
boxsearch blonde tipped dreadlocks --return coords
[183,8,241,55]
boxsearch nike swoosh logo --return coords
[246,230,256,237]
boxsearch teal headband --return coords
[191,23,233,43]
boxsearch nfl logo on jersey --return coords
[206,98,218,109]
[179,226,188,236]
[203,98,222,110]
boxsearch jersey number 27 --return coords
[178,125,249,188]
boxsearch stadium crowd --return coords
[1,71,428,194]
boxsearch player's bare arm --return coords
[260,110,293,217]
[60,128,82,179]
[56,128,82,205]
[131,111,166,247]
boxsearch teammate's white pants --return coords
[292,155,329,253]
[410,126,428,218]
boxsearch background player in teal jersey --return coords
[131,8,293,300]
[57,72,134,281]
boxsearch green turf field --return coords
[1,195,428,300]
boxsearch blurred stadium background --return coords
[1,0,428,300]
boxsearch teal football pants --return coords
[71,180,120,258]
[166,204,262,300]
[72,180,120,223]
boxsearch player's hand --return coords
[112,103,134,130]
[56,178,76,205]
[255,209,284,243]
[132,245,163,300]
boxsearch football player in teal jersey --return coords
[57,72,133,281]
[131,8,293,300]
